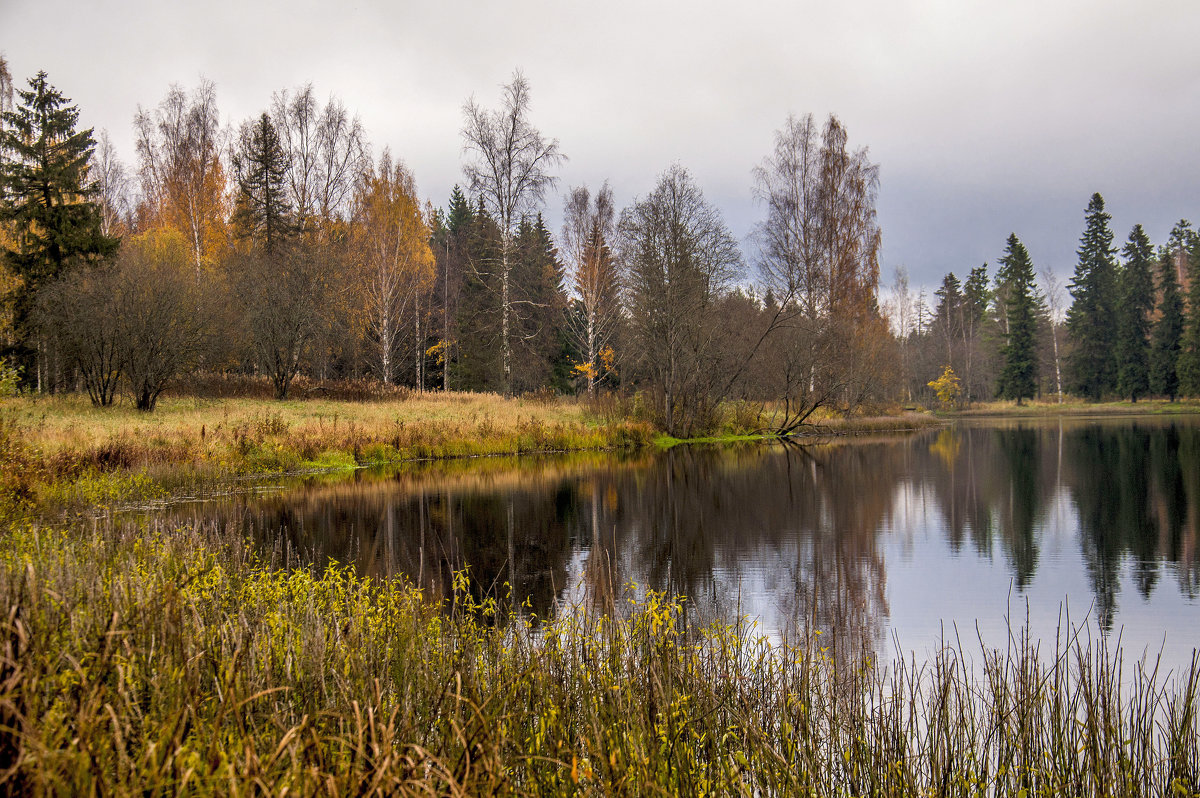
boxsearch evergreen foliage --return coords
[996,234,1039,404]
[1065,193,1119,400]
[1116,225,1155,401]
[1172,222,1200,395]
[453,198,504,391]
[1150,245,1184,400]
[511,214,570,394]
[931,272,962,364]
[0,71,118,362]
[232,113,294,254]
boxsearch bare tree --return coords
[461,71,564,394]
[35,263,125,406]
[235,244,331,400]
[561,182,619,397]
[754,113,885,430]
[135,80,226,273]
[619,165,743,437]
[35,229,224,410]
[93,131,130,237]
[118,232,226,410]
[271,84,367,237]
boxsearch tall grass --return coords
[0,519,1196,795]
[0,393,656,516]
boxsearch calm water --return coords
[165,416,1200,669]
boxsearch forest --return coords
[2,59,1199,436]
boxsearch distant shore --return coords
[944,398,1200,418]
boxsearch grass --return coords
[0,391,941,517]
[0,392,657,516]
[0,518,1196,795]
[948,397,1200,417]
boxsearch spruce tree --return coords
[961,264,992,402]
[454,198,504,391]
[1150,245,1184,400]
[1065,193,1119,399]
[932,272,962,365]
[0,71,118,371]
[1116,224,1155,401]
[511,213,569,393]
[996,234,1039,404]
[1171,222,1200,395]
[232,113,294,254]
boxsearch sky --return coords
[3,0,1198,295]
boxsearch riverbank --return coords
[947,398,1200,418]
[1,519,1195,795]
[0,393,936,517]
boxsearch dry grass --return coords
[0,518,1196,795]
[0,392,655,516]
[950,398,1200,417]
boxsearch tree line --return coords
[2,59,1193,428]
[892,194,1200,408]
[0,63,894,433]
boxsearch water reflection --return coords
[165,416,1200,658]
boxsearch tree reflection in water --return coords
[164,417,1200,648]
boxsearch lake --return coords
[163,415,1200,672]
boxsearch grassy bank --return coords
[0,392,656,516]
[0,392,939,517]
[0,520,1196,795]
[948,398,1200,418]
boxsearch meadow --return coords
[1,388,1196,794]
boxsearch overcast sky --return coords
[4,0,1198,294]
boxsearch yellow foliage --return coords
[928,365,962,409]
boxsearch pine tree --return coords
[996,234,1039,404]
[1065,193,1119,399]
[1171,222,1200,395]
[232,113,294,254]
[1150,244,1184,400]
[1116,224,1155,401]
[0,71,118,371]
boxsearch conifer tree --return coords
[232,113,294,254]
[454,198,504,391]
[1150,244,1184,400]
[429,186,473,390]
[1065,193,1118,399]
[1171,222,1200,395]
[511,213,568,393]
[0,71,118,373]
[932,272,962,365]
[1116,224,1155,401]
[961,264,992,401]
[996,234,1039,404]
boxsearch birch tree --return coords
[271,84,367,237]
[753,113,884,431]
[561,183,619,397]
[353,151,435,385]
[461,71,564,395]
[135,80,226,273]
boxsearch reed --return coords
[0,518,1196,795]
